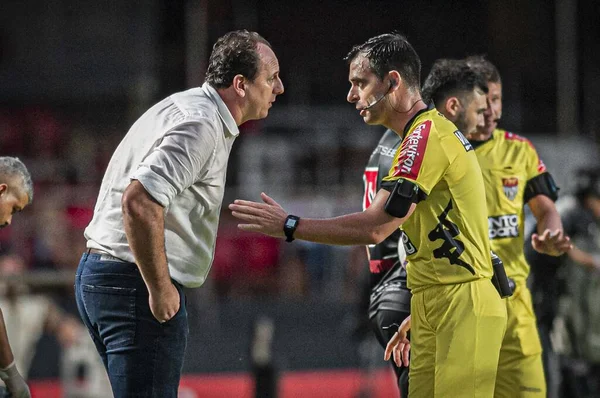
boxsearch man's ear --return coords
[444,97,461,117]
[388,70,402,91]
[232,75,247,98]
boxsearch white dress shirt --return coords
[85,83,239,287]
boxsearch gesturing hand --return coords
[384,315,412,367]
[149,283,180,323]
[229,193,288,238]
[531,229,572,256]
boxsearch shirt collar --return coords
[202,82,240,137]
[402,102,435,137]
[470,132,495,149]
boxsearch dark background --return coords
[1,0,599,136]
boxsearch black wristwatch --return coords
[283,215,300,242]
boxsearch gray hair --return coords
[0,157,33,204]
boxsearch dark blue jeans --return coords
[74,251,188,398]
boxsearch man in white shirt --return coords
[75,30,284,398]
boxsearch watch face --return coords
[285,219,296,228]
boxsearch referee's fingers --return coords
[402,341,411,367]
[393,344,402,367]
[384,331,401,360]
[230,212,256,224]
[237,223,262,232]
[231,200,268,210]
[260,192,279,206]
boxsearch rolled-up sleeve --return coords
[131,120,218,207]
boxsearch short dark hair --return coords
[0,157,33,203]
[464,55,502,84]
[345,32,421,89]
[422,59,489,106]
[205,30,272,89]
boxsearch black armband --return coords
[524,172,559,203]
[384,178,426,218]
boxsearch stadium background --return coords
[0,0,599,396]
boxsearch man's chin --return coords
[484,122,497,134]
[362,113,381,126]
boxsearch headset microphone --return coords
[360,80,395,111]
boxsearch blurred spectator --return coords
[527,167,600,397]
[0,253,112,397]
[0,254,82,382]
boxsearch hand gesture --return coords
[229,193,287,238]
[384,315,411,367]
[531,229,572,256]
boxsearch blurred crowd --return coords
[1,105,600,398]
[0,106,369,302]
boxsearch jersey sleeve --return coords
[524,138,547,181]
[382,120,448,195]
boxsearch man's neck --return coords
[387,95,428,137]
[467,130,494,142]
[216,87,244,126]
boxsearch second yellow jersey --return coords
[474,129,547,282]
[382,107,492,292]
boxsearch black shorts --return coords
[368,279,411,319]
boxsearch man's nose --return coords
[484,99,493,116]
[347,88,358,103]
[477,114,485,128]
[275,77,284,95]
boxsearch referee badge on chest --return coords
[502,177,519,201]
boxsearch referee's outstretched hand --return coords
[229,193,287,238]
[531,228,572,257]
[384,315,411,367]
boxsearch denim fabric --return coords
[75,252,188,398]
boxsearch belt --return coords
[87,248,127,263]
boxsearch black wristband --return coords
[283,215,300,242]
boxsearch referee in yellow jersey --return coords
[230,33,507,398]
[464,56,572,398]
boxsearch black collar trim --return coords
[403,102,435,136]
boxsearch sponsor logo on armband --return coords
[488,214,519,239]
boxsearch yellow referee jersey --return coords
[474,128,547,282]
[382,108,492,292]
